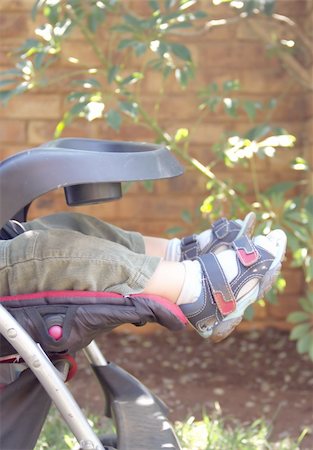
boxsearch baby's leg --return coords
[0,227,160,297]
[23,212,146,254]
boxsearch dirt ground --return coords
[70,327,313,449]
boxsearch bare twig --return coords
[246,18,313,91]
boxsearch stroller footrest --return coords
[92,362,182,450]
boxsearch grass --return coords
[35,404,310,450]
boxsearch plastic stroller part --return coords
[0,301,183,449]
[84,342,182,450]
[0,137,184,229]
[0,303,104,449]
[0,138,184,450]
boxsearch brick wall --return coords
[0,0,311,331]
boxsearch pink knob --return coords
[48,325,63,340]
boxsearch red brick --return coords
[27,119,101,145]
[0,94,61,119]
[0,119,26,143]
[267,294,301,320]
[60,41,102,68]
[0,145,28,161]
[0,12,30,38]
[0,1,34,11]
[0,44,20,66]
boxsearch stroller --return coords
[0,138,187,450]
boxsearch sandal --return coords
[180,212,256,260]
[180,230,287,341]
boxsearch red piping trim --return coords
[0,290,122,301]
[0,290,188,324]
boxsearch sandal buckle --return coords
[233,236,260,267]
[181,234,199,259]
[212,218,229,239]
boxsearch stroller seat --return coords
[0,139,185,450]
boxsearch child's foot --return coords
[179,230,287,342]
[180,212,256,260]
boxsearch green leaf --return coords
[143,180,154,192]
[69,101,89,117]
[223,79,240,92]
[0,82,29,105]
[299,296,313,313]
[31,0,46,20]
[169,42,192,61]
[305,195,313,218]
[181,209,192,223]
[166,226,184,235]
[290,323,311,340]
[265,181,295,196]
[263,0,275,16]
[305,257,313,283]
[87,6,106,33]
[296,331,313,354]
[190,10,208,19]
[287,311,311,323]
[108,65,119,84]
[71,78,101,88]
[244,304,254,320]
[16,38,40,55]
[245,124,272,141]
[165,0,177,8]
[119,101,138,118]
[267,98,277,110]
[124,13,141,28]
[67,91,89,102]
[112,23,134,33]
[179,0,197,10]
[175,67,189,88]
[43,4,60,25]
[149,0,160,11]
[242,100,262,120]
[223,98,238,117]
[163,65,172,78]
[120,72,143,86]
[107,109,122,130]
[118,39,135,51]
[167,21,192,30]
[309,342,313,362]
[34,52,45,70]
[134,42,148,56]
[0,68,22,77]
[0,79,17,88]
[0,90,14,104]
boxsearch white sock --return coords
[165,237,182,261]
[176,260,202,305]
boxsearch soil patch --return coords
[70,327,313,448]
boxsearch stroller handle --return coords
[0,138,184,229]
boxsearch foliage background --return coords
[0,0,312,358]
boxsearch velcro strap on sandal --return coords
[212,217,230,239]
[198,253,237,316]
[233,235,259,267]
[181,234,199,259]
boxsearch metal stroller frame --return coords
[0,138,184,450]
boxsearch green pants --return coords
[0,212,160,297]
